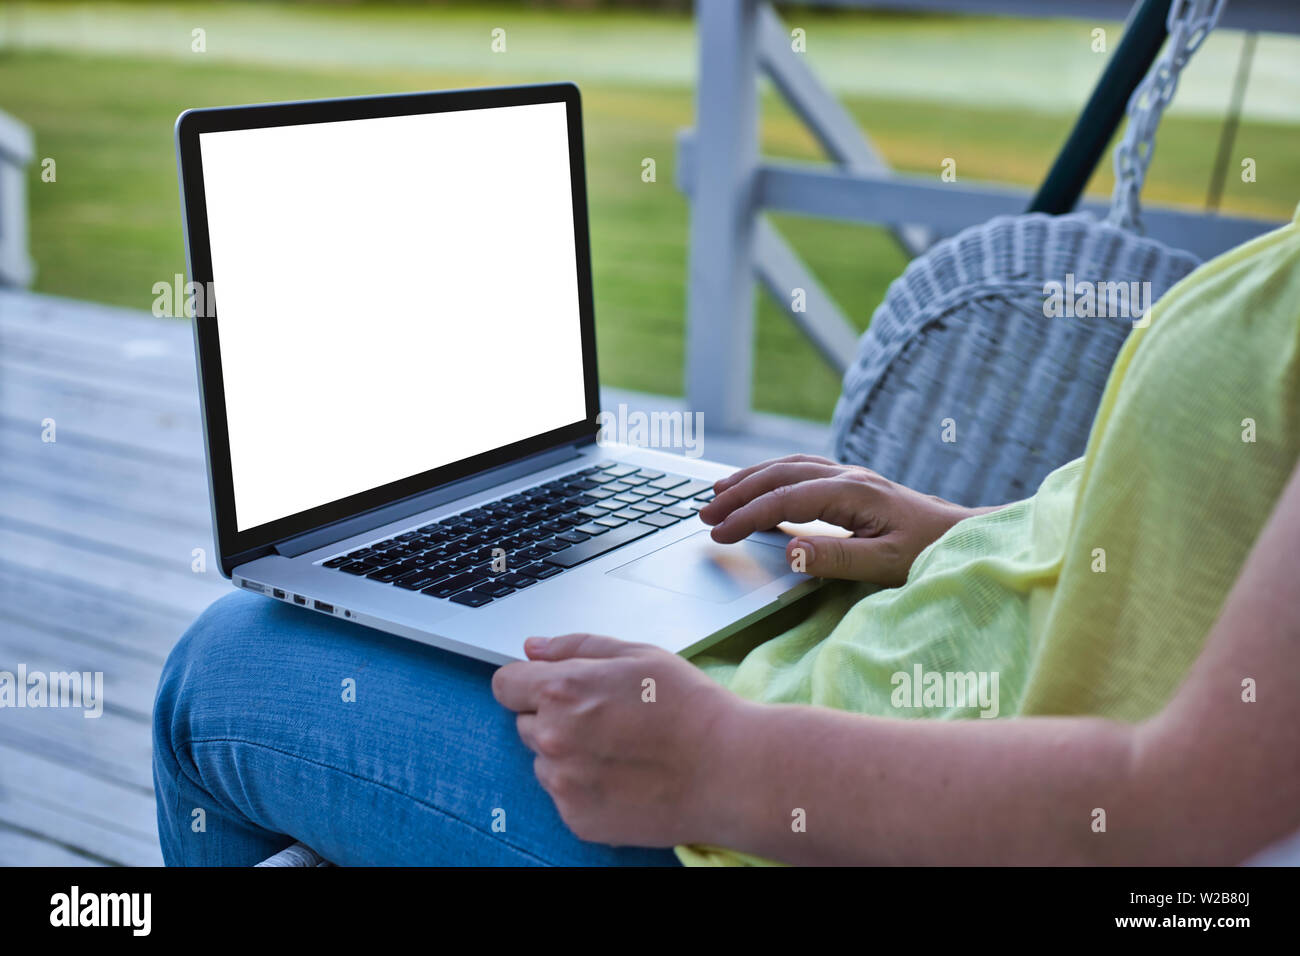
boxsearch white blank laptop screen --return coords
[199,101,589,532]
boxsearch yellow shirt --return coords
[679,207,1300,865]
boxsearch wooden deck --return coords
[0,288,829,866]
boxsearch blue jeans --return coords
[152,591,679,866]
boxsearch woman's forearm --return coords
[708,702,1140,866]
[701,459,1300,866]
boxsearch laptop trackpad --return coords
[607,530,791,604]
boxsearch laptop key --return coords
[666,480,713,499]
[639,512,683,528]
[424,561,457,580]
[556,530,589,544]
[663,506,695,519]
[544,521,657,569]
[450,589,494,607]
[394,569,444,590]
[498,572,537,589]
[339,561,377,575]
[523,562,563,580]
[630,501,661,514]
[575,522,609,536]
[603,465,637,478]
[423,570,488,598]
[322,556,351,568]
[367,565,415,583]
[612,508,644,521]
[477,581,516,599]
[594,516,626,528]
[647,475,688,491]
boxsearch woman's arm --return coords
[706,458,1300,865]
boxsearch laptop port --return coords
[314,600,334,613]
[293,594,307,606]
[272,588,286,600]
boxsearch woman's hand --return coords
[699,453,978,586]
[492,633,745,848]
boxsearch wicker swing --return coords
[830,0,1226,507]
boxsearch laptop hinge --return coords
[274,444,583,559]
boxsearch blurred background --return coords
[0,0,1297,866]
[3,0,1297,421]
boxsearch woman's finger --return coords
[491,660,559,713]
[516,712,543,753]
[710,477,857,543]
[785,533,910,584]
[524,633,638,661]
[700,461,843,526]
[712,454,838,494]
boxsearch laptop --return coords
[174,83,819,665]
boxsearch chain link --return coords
[1107,0,1226,232]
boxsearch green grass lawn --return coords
[2,3,1297,421]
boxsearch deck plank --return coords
[0,710,155,798]
[1,292,210,864]
[2,617,167,710]
[0,559,197,658]
[0,825,112,867]
[0,742,162,867]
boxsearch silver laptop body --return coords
[176,83,817,665]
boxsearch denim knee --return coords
[153,591,274,776]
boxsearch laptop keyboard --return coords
[318,461,716,608]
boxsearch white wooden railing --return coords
[0,108,34,288]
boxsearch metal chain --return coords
[1108,0,1226,232]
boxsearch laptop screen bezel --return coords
[175,84,600,572]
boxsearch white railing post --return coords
[0,108,35,288]
[683,0,760,433]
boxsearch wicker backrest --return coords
[829,213,1200,507]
